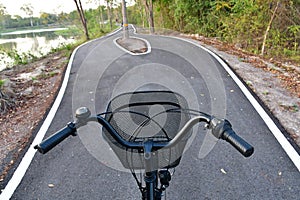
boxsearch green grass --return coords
[0,79,5,88]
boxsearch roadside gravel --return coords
[189,35,299,146]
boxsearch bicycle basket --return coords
[103,91,191,170]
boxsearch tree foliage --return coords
[0,1,298,60]
[128,0,300,60]
[0,2,114,40]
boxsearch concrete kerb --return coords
[114,36,151,56]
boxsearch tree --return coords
[40,12,50,25]
[20,3,34,27]
[261,1,280,56]
[0,3,6,16]
[121,0,129,39]
[73,0,90,40]
[106,0,113,30]
[86,0,105,29]
[143,0,154,33]
[0,3,7,30]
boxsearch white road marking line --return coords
[0,28,122,200]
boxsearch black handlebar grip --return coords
[222,129,254,157]
[34,122,77,154]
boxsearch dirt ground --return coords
[0,51,68,182]
[0,36,299,185]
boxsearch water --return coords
[0,28,76,71]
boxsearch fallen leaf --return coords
[220,168,227,174]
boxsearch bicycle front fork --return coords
[142,170,171,200]
[143,171,159,200]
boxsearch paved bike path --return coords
[6,29,300,199]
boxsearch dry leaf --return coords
[221,168,227,174]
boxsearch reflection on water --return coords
[0,28,67,36]
[0,28,75,71]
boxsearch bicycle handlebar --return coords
[210,118,254,157]
[222,129,253,157]
[34,108,254,157]
[34,122,77,154]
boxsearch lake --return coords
[0,28,76,71]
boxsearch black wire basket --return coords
[103,91,191,170]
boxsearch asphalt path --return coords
[4,28,300,199]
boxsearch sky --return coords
[0,0,105,17]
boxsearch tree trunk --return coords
[100,6,104,29]
[143,0,155,33]
[73,0,89,40]
[97,1,104,29]
[121,0,129,39]
[107,0,113,30]
[261,1,279,56]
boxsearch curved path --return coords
[1,28,300,200]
